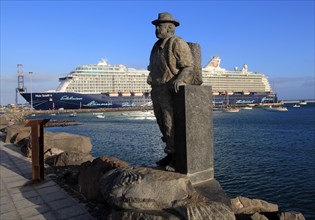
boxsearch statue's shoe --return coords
[156,154,173,167]
[165,163,175,172]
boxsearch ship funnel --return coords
[97,59,108,66]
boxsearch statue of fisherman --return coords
[147,12,201,170]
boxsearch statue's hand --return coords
[173,79,185,93]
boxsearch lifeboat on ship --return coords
[219,91,234,95]
[212,91,220,95]
[243,90,250,95]
[120,92,131,97]
[109,92,119,97]
[133,92,143,97]
[225,91,234,95]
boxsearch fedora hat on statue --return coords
[152,12,180,27]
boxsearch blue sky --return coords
[1,1,314,105]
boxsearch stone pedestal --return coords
[174,85,213,184]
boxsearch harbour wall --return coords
[282,99,315,104]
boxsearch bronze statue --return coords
[147,12,201,169]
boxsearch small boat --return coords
[223,107,240,113]
[241,106,253,110]
[124,110,154,117]
[69,113,77,117]
[223,94,240,112]
[264,106,288,112]
[299,100,307,105]
[293,104,300,108]
[96,114,105,119]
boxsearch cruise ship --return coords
[202,56,277,105]
[20,56,277,110]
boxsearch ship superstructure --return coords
[20,56,277,110]
[202,56,272,93]
[201,56,276,105]
[56,59,150,95]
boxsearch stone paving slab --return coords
[0,141,94,220]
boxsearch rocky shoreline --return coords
[0,112,306,219]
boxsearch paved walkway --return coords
[0,141,94,220]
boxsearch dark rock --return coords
[15,136,30,149]
[156,154,173,167]
[78,156,129,202]
[20,143,32,158]
[64,170,80,185]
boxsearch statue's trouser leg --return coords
[151,85,175,154]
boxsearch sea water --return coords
[41,104,315,219]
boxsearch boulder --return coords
[0,112,27,130]
[14,128,31,147]
[4,124,31,156]
[251,212,269,220]
[100,167,235,219]
[5,125,30,143]
[78,156,129,201]
[109,209,180,220]
[100,167,195,210]
[0,115,10,130]
[93,156,129,169]
[279,211,306,220]
[47,151,94,167]
[231,196,278,215]
[44,131,93,154]
[173,191,235,220]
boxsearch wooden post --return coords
[25,119,50,182]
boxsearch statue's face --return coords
[155,23,172,39]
